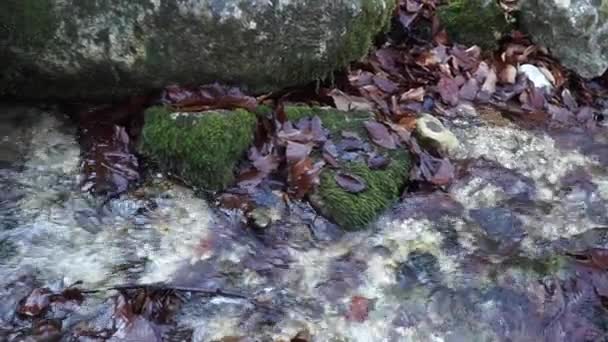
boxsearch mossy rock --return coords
[0,0,396,100]
[437,0,511,50]
[139,106,257,192]
[285,106,410,229]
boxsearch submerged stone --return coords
[0,0,395,100]
[285,106,411,230]
[140,106,257,192]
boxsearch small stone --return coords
[248,208,272,230]
[415,114,459,152]
[518,64,553,90]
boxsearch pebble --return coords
[415,114,459,152]
[518,64,553,90]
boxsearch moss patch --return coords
[140,106,257,192]
[286,105,410,230]
[437,0,511,50]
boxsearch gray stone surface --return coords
[520,0,608,78]
[0,0,395,100]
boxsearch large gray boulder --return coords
[0,0,395,100]
[520,0,608,78]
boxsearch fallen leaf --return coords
[18,288,52,317]
[480,67,498,94]
[329,89,374,112]
[346,296,371,322]
[499,64,517,84]
[437,76,460,106]
[364,121,397,149]
[458,78,479,101]
[372,75,400,94]
[286,142,313,163]
[400,87,425,102]
[335,172,367,193]
[368,154,391,170]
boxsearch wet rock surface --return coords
[0,0,394,100]
[2,104,608,340]
[520,0,608,78]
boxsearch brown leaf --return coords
[335,172,367,193]
[286,142,313,163]
[364,121,397,149]
[458,78,479,101]
[400,87,425,102]
[372,75,399,94]
[480,67,497,94]
[164,83,257,112]
[437,76,460,106]
[329,89,374,112]
[18,288,52,317]
[346,296,371,322]
[310,116,328,143]
[430,158,455,185]
[499,64,517,84]
[289,158,324,198]
[368,154,391,170]
[416,50,441,67]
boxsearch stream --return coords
[2,102,608,341]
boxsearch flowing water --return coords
[2,103,608,341]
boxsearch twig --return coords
[81,283,248,300]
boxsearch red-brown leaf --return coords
[438,76,460,106]
[364,121,397,149]
[286,142,313,163]
[334,172,367,193]
[346,296,371,322]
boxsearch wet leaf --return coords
[367,154,391,170]
[18,288,51,317]
[429,158,455,185]
[329,89,374,112]
[372,75,399,94]
[289,158,324,198]
[458,78,479,101]
[364,121,397,149]
[400,87,426,102]
[163,83,257,112]
[480,67,497,95]
[286,142,313,163]
[499,64,517,84]
[437,76,460,106]
[334,172,367,193]
[346,295,371,322]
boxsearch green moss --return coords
[140,106,257,191]
[286,105,410,230]
[317,157,408,229]
[0,0,56,49]
[285,105,372,134]
[437,0,511,50]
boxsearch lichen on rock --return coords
[285,106,411,229]
[139,106,257,192]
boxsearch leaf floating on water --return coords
[17,288,51,317]
[346,295,371,322]
[334,172,367,193]
[364,121,397,149]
